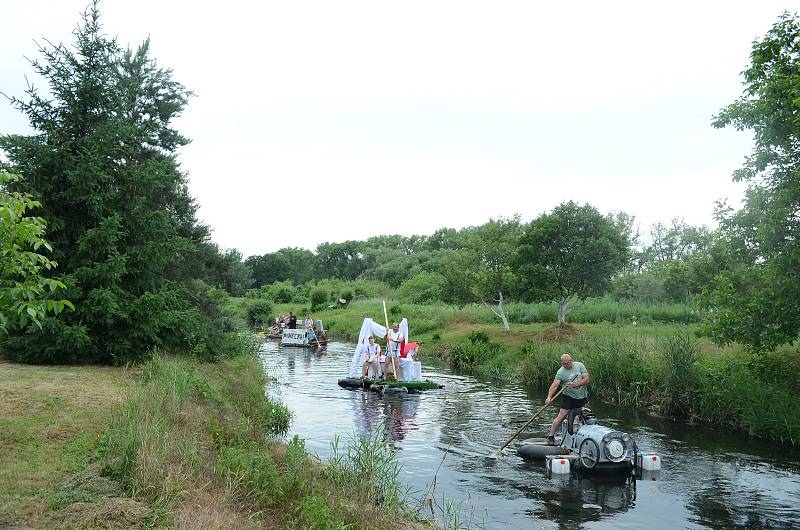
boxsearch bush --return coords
[309,287,328,309]
[247,299,273,327]
[267,281,295,303]
[468,330,490,344]
[397,272,446,304]
[448,338,505,371]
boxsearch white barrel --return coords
[548,456,571,474]
[639,453,661,471]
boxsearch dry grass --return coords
[0,361,137,529]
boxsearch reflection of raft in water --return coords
[337,377,443,391]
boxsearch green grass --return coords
[0,361,137,528]
[99,353,430,529]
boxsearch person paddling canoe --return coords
[544,353,590,445]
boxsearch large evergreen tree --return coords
[0,4,218,363]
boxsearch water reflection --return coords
[528,475,636,529]
[347,390,421,442]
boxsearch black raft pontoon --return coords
[337,377,442,391]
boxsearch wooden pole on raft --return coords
[383,301,399,381]
[494,374,579,456]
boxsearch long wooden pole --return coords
[382,301,398,381]
[495,374,579,455]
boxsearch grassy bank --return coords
[97,354,427,529]
[0,361,137,528]
[1,353,430,528]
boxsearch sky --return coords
[0,1,793,256]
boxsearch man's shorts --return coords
[561,395,588,410]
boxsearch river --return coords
[259,340,800,530]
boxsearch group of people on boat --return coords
[269,311,328,345]
[359,321,422,381]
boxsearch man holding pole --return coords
[385,322,404,379]
[544,353,590,445]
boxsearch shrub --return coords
[448,338,505,371]
[397,272,446,304]
[309,287,328,309]
[468,330,490,344]
[247,299,273,327]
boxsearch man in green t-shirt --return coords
[544,353,590,445]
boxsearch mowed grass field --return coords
[0,361,137,528]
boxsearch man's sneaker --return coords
[546,436,556,446]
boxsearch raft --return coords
[517,437,570,460]
[337,377,443,391]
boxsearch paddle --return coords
[494,374,579,456]
[382,301,399,381]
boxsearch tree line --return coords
[2,5,798,361]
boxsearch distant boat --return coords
[280,320,328,347]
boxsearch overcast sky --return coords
[1,1,792,256]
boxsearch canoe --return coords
[337,377,443,391]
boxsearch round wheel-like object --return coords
[579,438,600,469]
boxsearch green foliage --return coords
[0,172,73,332]
[462,216,522,301]
[515,202,630,323]
[447,336,506,371]
[326,427,406,518]
[660,333,698,415]
[0,6,231,363]
[704,13,800,352]
[467,330,490,344]
[309,287,329,309]
[247,299,273,327]
[397,271,445,304]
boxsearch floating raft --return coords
[517,437,570,460]
[337,377,443,391]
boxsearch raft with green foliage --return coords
[337,377,443,391]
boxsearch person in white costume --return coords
[363,336,383,378]
[347,318,410,379]
[386,322,405,374]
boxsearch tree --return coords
[703,13,800,351]
[315,240,365,280]
[463,216,522,332]
[515,202,629,325]
[0,4,219,363]
[201,246,251,296]
[0,172,73,331]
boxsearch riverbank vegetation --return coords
[1,353,430,528]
